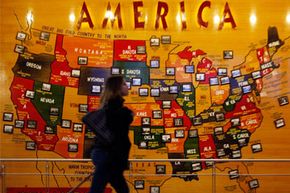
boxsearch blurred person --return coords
[83,75,133,193]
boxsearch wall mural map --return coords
[1,1,290,193]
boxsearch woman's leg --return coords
[89,148,110,193]
[109,168,129,193]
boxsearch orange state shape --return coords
[63,35,113,68]
[166,54,192,83]
[175,66,193,83]
[210,85,231,105]
[165,127,187,153]
[127,103,161,126]
[54,126,84,158]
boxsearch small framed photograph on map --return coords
[161,35,171,44]
[217,68,227,76]
[231,69,241,78]
[139,140,147,148]
[26,141,36,150]
[16,31,27,41]
[196,73,205,81]
[15,120,25,128]
[278,96,289,106]
[274,118,285,128]
[44,126,55,134]
[182,83,192,92]
[27,120,37,129]
[162,100,171,109]
[251,143,263,153]
[152,110,162,119]
[166,67,175,76]
[223,50,233,59]
[205,160,214,168]
[192,162,202,172]
[175,129,185,138]
[252,70,262,79]
[61,119,71,128]
[134,180,145,189]
[242,85,252,94]
[136,46,146,54]
[238,138,247,147]
[25,90,35,99]
[139,141,147,148]
[73,123,83,132]
[188,129,198,138]
[111,67,120,75]
[139,88,149,96]
[150,88,160,97]
[78,56,88,65]
[39,31,50,41]
[150,186,160,193]
[156,165,166,174]
[141,117,151,126]
[214,126,223,135]
[228,169,239,179]
[209,77,219,86]
[68,143,78,152]
[161,134,171,143]
[220,77,230,85]
[3,112,13,122]
[184,65,194,73]
[3,124,13,134]
[79,104,88,113]
[231,150,241,159]
[215,112,225,122]
[14,44,25,54]
[193,116,202,126]
[174,118,183,127]
[142,127,151,135]
[248,179,259,189]
[132,78,142,86]
[71,69,81,78]
[169,85,178,94]
[173,161,182,166]
[150,36,160,47]
[50,107,59,116]
[92,85,101,94]
[42,83,51,92]
[217,149,226,157]
[150,59,160,68]
[231,118,240,126]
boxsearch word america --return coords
[77,1,236,30]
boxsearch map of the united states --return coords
[9,26,287,192]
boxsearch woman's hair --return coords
[100,75,124,106]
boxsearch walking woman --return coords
[85,75,133,193]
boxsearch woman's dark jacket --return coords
[83,97,133,170]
